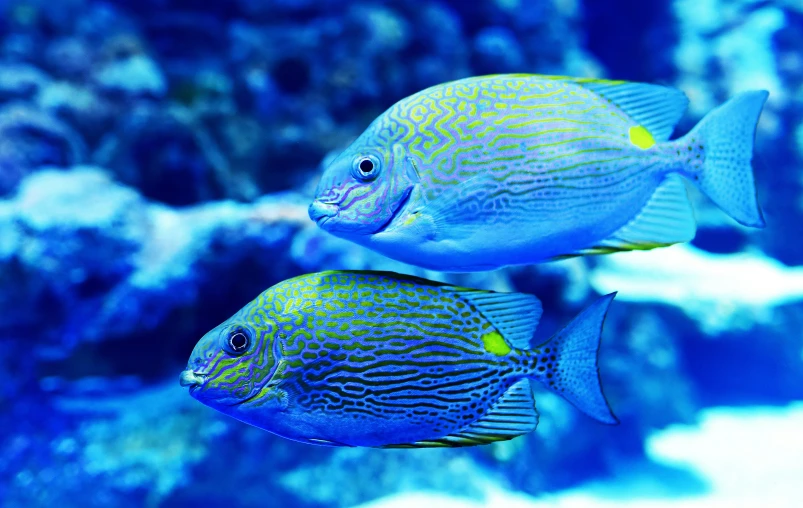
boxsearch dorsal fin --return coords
[573,78,689,141]
[382,379,538,448]
[447,288,541,349]
[567,174,697,257]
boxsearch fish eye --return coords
[227,330,249,354]
[352,155,380,181]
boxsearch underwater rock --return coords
[93,103,232,205]
[0,62,50,102]
[37,82,116,146]
[93,54,167,98]
[0,166,319,368]
[43,37,94,80]
[0,102,85,196]
[91,34,166,99]
[1,168,147,357]
[15,168,301,345]
[141,12,230,92]
[1,32,42,63]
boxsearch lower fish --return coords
[180,271,618,448]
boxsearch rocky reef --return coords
[1,0,802,507]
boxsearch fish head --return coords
[309,130,420,238]
[180,304,286,416]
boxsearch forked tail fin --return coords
[685,90,768,228]
[530,293,618,424]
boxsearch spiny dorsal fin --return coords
[382,379,538,448]
[572,174,696,257]
[575,79,689,141]
[446,287,542,350]
[489,75,687,141]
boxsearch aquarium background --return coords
[1,0,802,506]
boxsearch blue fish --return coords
[308,74,767,271]
[180,271,618,448]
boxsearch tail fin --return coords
[687,90,768,228]
[532,293,618,424]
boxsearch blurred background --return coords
[1,0,802,506]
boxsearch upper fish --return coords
[308,74,767,272]
[180,270,618,448]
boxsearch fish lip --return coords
[179,369,207,390]
[374,185,413,234]
[309,200,339,229]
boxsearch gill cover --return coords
[312,139,420,235]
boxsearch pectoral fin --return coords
[416,174,501,239]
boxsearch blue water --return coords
[1,0,802,507]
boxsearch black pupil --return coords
[230,332,247,350]
[359,159,374,173]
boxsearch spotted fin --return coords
[575,79,689,141]
[686,90,768,228]
[533,293,618,424]
[382,379,538,448]
[448,288,542,349]
[570,174,696,257]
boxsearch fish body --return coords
[180,271,617,448]
[309,74,767,272]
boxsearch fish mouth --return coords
[308,200,339,229]
[374,186,413,234]
[179,370,207,394]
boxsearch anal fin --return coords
[382,379,538,448]
[577,174,697,256]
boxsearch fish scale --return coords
[182,271,619,448]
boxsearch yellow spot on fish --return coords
[402,213,417,226]
[481,331,511,356]
[629,125,656,150]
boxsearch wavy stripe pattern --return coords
[246,271,549,445]
[375,75,660,213]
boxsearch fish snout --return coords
[308,200,339,227]
[179,370,206,391]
